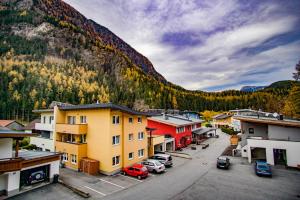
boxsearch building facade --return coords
[53,103,149,175]
[30,109,55,152]
[235,115,300,167]
[147,114,203,150]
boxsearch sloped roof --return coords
[213,113,232,120]
[22,119,40,130]
[149,114,203,127]
[0,120,22,127]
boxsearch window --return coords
[249,128,254,134]
[62,153,68,161]
[129,152,134,160]
[176,127,185,133]
[112,116,120,124]
[129,117,133,123]
[112,135,120,145]
[137,117,142,123]
[80,116,87,124]
[192,124,197,130]
[49,116,54,124]
[129,133,134,141]
[138,132,144,140]
[138,149,144,158]
[80,134,87,143]
[112,155,120,166]
[43,116,46,124]
[71,154,77,164]
[67,116,76,124]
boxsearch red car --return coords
[122,164,148,180]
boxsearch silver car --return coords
[141,159,166,173]
[150,154,173,167]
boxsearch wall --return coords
[240,122,268,141]
[247,139,300,167]
[7,171,20,196]
[122,114,148,169]
[0,138,13,159]
[30,137,54,151]
[147,119,192,149]
[268,125,300,141]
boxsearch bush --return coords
[221,127,235,135]
[22,144,37,150]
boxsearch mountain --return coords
[0,0,293,121]
[240,86,266,92]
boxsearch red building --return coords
[147,114,203,150]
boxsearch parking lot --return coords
[10,131,300,200]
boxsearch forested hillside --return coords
[0,0,298,121]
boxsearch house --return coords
[0,130,60,198]
[146,128,175,156]
[147,114,203,150]
[0,120,24,131]
[234,115,300,167]
[30,109,55,152]
[22,119,40,133]
[212,113,233,128]
[53,103,150,175]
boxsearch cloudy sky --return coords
[64,0,300,91]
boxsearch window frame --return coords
[128,152,134,160]
[112,135,120,145]
[112,155,120,166]
[128,117,133,123]
[71,154,77,164]
[112,115,120,125]
[138,149,144,158]
[137,117,142,123]
[129,133,134,141]
[138,132,144,140]
[80,116,87,124]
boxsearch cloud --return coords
[64,0,300,91]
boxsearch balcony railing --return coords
[56,123,87,135]
[35,123,54,131]
[0,158,23,173]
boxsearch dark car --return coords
[254,161,272,177]
[28,170,46,184]
[216,156,230,169]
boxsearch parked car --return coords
[254,161,272,177]
[28,170,46,184]
[216,156,230,169]
[122,164,148,180]
[201,143,209,149]
[141,159,166,173]
[150,154,173,167]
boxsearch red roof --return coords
[0,120,15,127]
[22,119,40,130]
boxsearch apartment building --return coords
[53,103,149,175]
[235,115,300,167]
[30,109,55,152]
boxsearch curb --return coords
[166,152,192,159]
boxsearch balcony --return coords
[35,123,54,131]
[55,141,87,155]
[56,124,87,135]
[0,158,23,173]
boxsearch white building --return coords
[30,109,55,152]
[235,115,300,168]
[0,130,60,198]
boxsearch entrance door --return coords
[273,149,287,165]
[251,147,266,161]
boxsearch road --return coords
[104,130,230,200]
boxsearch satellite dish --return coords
[273,113,279,118]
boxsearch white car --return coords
[141,159,166,173]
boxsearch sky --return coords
[64,0,300,91]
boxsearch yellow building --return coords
[212,113,233,128]
[53,103,149,175]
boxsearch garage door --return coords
[20,165,50,189]
[251,147,266,161]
